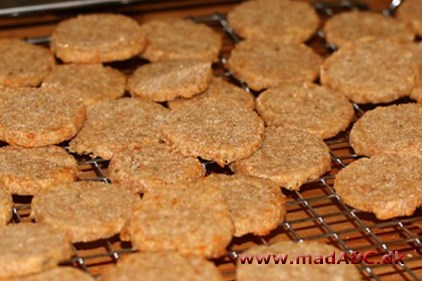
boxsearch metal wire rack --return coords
[8,0,422,280]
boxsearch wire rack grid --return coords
[9,0,422,280]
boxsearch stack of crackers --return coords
[0,0,421,279]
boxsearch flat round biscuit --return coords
[227,40,322,91]
[397,0,422,37]
[227,0,319,44]
[124,181,234,258]
[31,181,139,243]
[205,174,286,237]
[0,39,55,87]
[140,19,222,62]
[0,189,12,226]
[256,83,354,139]
[167,77,255,110]
[102,252,223,281]
[237,241,361,281]
[321,37,417,104]
[159,97,265,166]
[41,64,125,106]
[335,154,422,220]
[409,43,422,103]
[51,14,145,63]
[0,223,72,279]
[349,104,422,156]
[109,145,205,193]
[127,59,212,102]
[231,127,331,190]
[10,267,94,281]
[324,11,414,48]
[0,146,78,196]
[69,98,169,160]
[0,87,85,147]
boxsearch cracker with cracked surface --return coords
[124,181,234,258]
[31,181,139,243]
[127,59,212,102]
[350,104,422,156]
[109,144,205,193]
[409,43,422,104]
[0,39,55,87]
[9,267,95,281]
[231,127,331,190]
[0,188,12,226]
[237,241,361,281]
[102,252,223,281]
[227,40,322,91]
[69,98,169,160]
[51,14,145,63]
[0,146,78,196]
[324,11,414,48]
[0,224,72,279]
[256,83,354,139]
[397,0,422,37]
[321,37,417,104]
[41,64,125,106]
[335,154,422,220]
[205,174,286,237]
[140,19,222,62]
[0,87,85,147]
[168,77,255,110]
[159,98,265,166]
[227,0,319,44]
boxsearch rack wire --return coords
[9,0,422,280]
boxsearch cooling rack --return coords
[8,0,422,280]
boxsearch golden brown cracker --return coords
[0,188,12,226]
[397,0,422,37]
[9,267,94,281]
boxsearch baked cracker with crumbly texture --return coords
[349,104,422,157]
[31,181,139,243]
[0,224,72,279]
[51,14,146,63]
[256,83,354,139]
[227,0,319,44]
[127,59,212,102]
[102,252,223,281]
[0,146,78,196]
[397,0,422,37]
[41,64,126,106]
[409,43,422,104]
[321,37,417,104]
[227,40,322,91]
[8,267,95,281]
[0,188,12,226]
[335,153,422,220]
[231,127,331,190]
[69,98,169,160]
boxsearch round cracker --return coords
[69,98,169,160]
[396,0,422,37]
[140,19,222,62]
[256,83,354,139]
[0,188,12,226]
[0,146,78,196]
[9,267,94,281]
[124,181,234,258]
[51,14,145,63]
[102,252,223,281]
[41,64,125,106]
[227,0,319,44]
[237,241,361,281]
[324,11,414,48]
[31,181,139,243]
[321,37,417,104]
[0,39,55,87]
[127,59,212,102]
[0,223,72,279]
[335,154,422,220]
[227,40,322,91]
[159,97,265,166]
[205,174,286,237]
[409,43,422,104]
[167,77,255,110]
[109,144,205,193]
[231,127,331,190]
[350,104,422,157]
[0,87,85,147]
